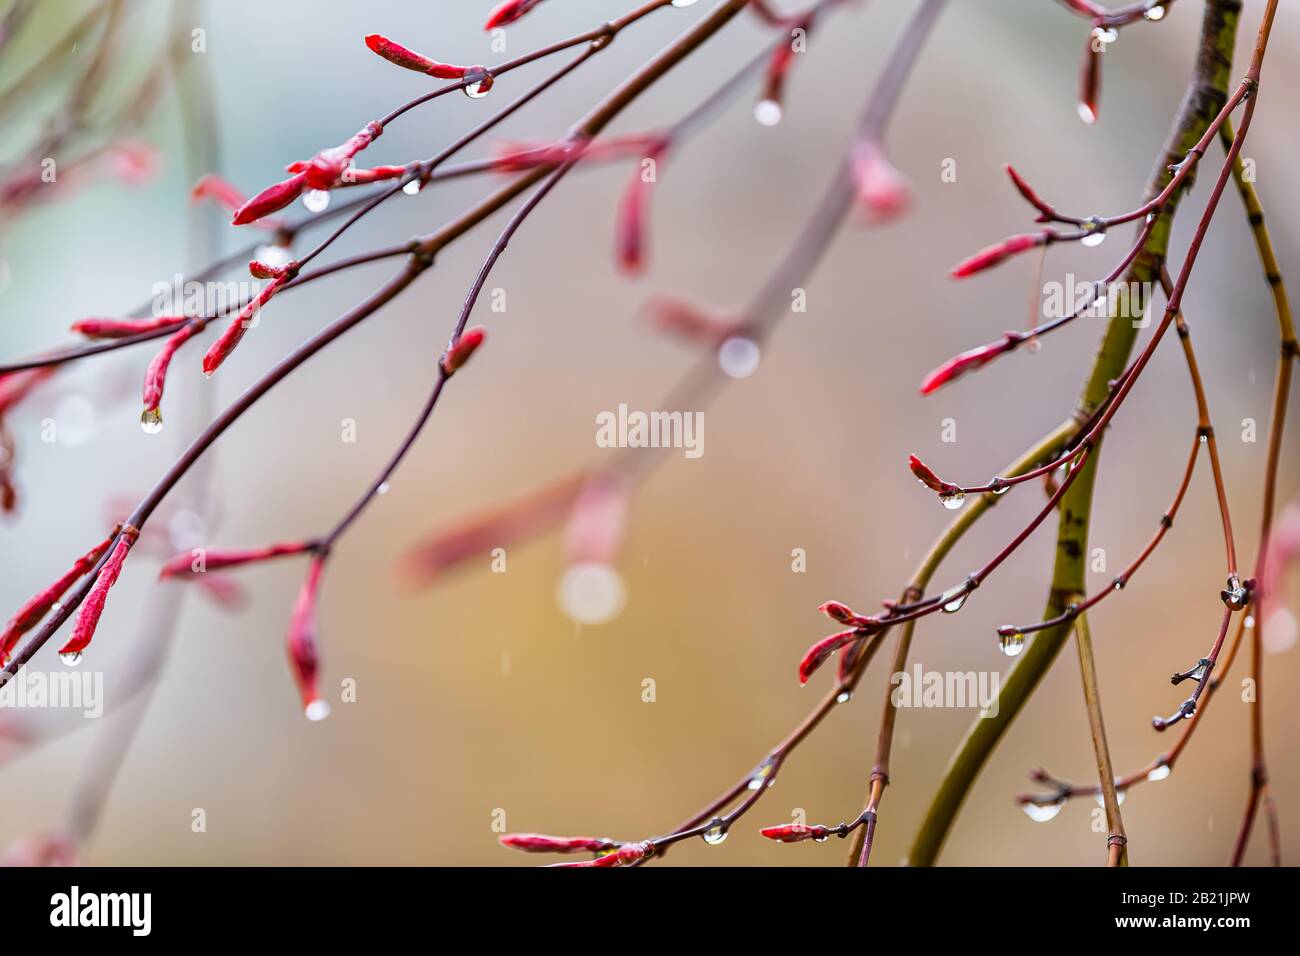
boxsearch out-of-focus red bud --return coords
[286,556,328,719]
[563,473,629,567]
[400,472,588,587]
[0,368,55,417]
[70,316,186,340]
[56,528,137,659]
[950,232,1048,279]
[1,832,78,867]
[364,34,474,79]
[0,531,115,665]
[142,323,200,421]
[104,140,157,186]
[232,172,308,226]
[643,297,742,348]
[851,141,910,222]
[159,541,313,579]
[485,0,546,30]
[498,833,620,854]
[1262,504,1300,609]
[918,335,1021,395]
[440,326,487,375]
[615,166,653,275]
[799,629,863,685]
[191,173,247,210]
[760,823,830,843]
[195,574,249,611]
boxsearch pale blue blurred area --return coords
[0,1,1297,865]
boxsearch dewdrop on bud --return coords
[1022,798,1065,823]
[671,0,701,6]
[464,72,495,98]
[939,587,967,614]
[140,408,163,434]
[558,562,626,625]
[1144,4,1166,21]
[304,699,331,722]
[1081,216,1107,247]
[302,189,330,213]
[747,759,776,790]
[718,336,761,378]
[1146,762,1171,782]
[753,99,782,127]
[940,490,966,510]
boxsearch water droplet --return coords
[1093,27,1118,44]
[939,490,966,510]
[998,629,1026,657]
[59,651,82,667]
[717,336,761,379]
[671,0,701,7]
[464,76,493,98]
[203,369,215,380]
[747,761,776,790]
[1144,5,1165,21]
[255,243,293,268]
[304,699,331,721]
[1077,103,1097,124]
[836,690,853,704]
[51,601,63,613]
[1081,231,1106,248]
[302,189,330,213]
[991,484,1010,496]
[1095,789,1126,807]
[402,179,422,196]
[1146,763,1171,782]
[558,562,626,625]
[812,832,830,843]
[1022,799,1064,823]
[140,407,163,434]
[376,481,390,496]
[940,588,967,614]
[702,820,728,845]
[753,99,782,127]
[1188,659,1209,681]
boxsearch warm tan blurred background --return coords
[1,0,1297,865]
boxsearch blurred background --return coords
[0,0,1296,865]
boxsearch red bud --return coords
[0,368,55,417]
[232,172,308,226]
[286,556,328,719]
[191,173,248,211]
[547,841,652,868]
[159,541,313,579]
[1079,32,1101,125]
[56,529,137,659]
[851,142,910,222]
[485,0,546,30]
[440,326,486,375]
[202,272,292,376]
[364,34,474,79]
[760,824,830,843]
[615,166,653,274]
[799,629,863,685]
[918,335,1020,395]
[0,532,116,666]
[142,323,200,419]
[71,316,186,340]
[950,233,1047,279]
[908,454,952,493]
[498,833,620,854]
[643,297,742,347]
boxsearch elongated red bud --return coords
[485,0,546,30]
[563,473,628,567]
[1262,505,1300,611]
[918,334,1022,395]
[0,532,116,665]
[339,164,409,186]
[819,600,874,628]
[548,841,652,868]
[756,32,798,126]
[799,629,864,685]
[950,232,1048,279]
[159,541,313,579]
[1005,164,1053,221]
[440,326,486,375]
[286,556,329,720]
[202,273,292,376]
[498,833,620,854]
[760,824,831,843]
[851,141,910,222]
[364,34,474,79]
[644,297,742,347]
[615,165,653,275]
[288,121,385,192]
[400,472,587,587]
[908,455,955,494]
[56,528,138,660]
[71,316,186,340]
[1078,31,1101,124]
[141,323,200,428]
[232,172,308,226]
